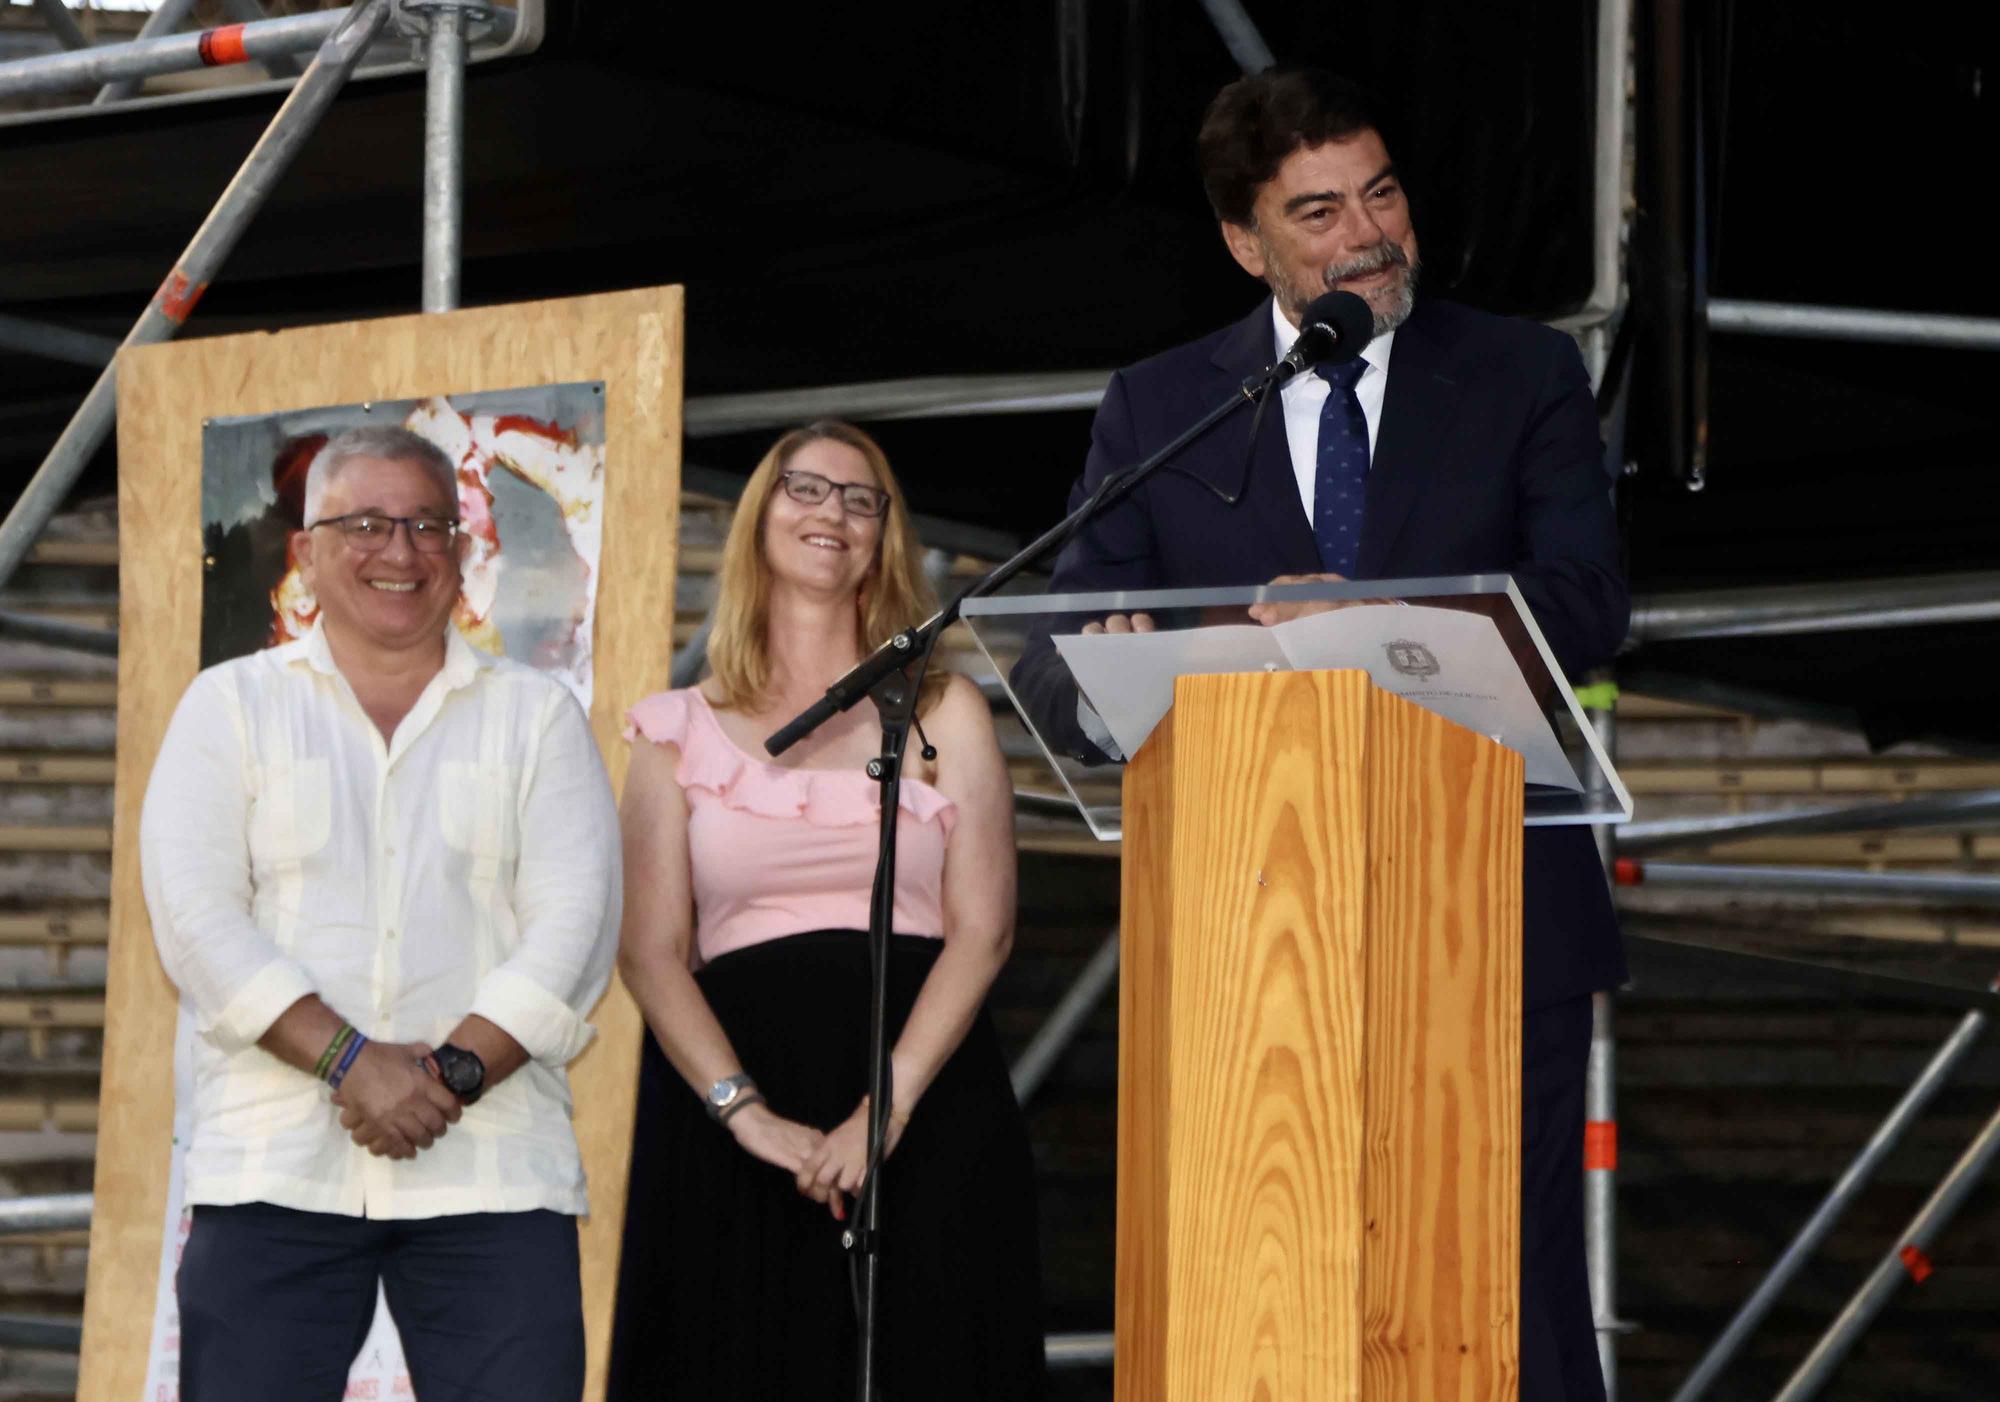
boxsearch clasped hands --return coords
[726,1097,909,1221]
[1080,571,1373,635]
[331,1040,463,1161]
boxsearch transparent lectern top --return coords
[960,574,1630,842]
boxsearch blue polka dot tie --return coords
[1312,357,1371,575]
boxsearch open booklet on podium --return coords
[963,574,1626,1399]
[962,573,1630,841]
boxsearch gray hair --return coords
[303,425,459,525]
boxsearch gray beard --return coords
[1270,249,1421,338]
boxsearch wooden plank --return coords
[26,541,120,567]
[0,1096,101,1132]
[0,1229,91,1249]
[1575,761,2000,796]
[0,997,107,1029]
[1618,764,1827,795]
[0,825,113,852]
[0,753,118,783]
[0,678,119,706]
[1818,762,2000,793]
[1678,834,1972,865]
[87,285,682,1402]
[0,910,111,945]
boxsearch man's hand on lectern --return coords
[1081,612,1156,635]
[1249,572,1354,626]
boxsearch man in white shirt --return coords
[140,424,621,1402]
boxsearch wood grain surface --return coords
[1115,669,1522,1402]
[1114,701,1178,1402]
[85,285,682,1402]
[1359,684,1522,1402]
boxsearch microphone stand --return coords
[765,353,1302,1402]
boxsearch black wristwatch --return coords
[432,1043,486,1105]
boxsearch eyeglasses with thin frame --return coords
[307,512,463,554]
[779,469,891,520]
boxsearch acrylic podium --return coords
[962,577,1628,1402]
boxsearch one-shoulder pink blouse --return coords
[624,689,958,966]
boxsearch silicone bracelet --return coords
[326,1032,369,1092]
[314,1024,354,1082]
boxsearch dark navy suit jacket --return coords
[1025,296,1628,1009]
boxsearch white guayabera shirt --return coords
[139,619,621,1219]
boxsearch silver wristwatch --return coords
[705,1072,760,1123]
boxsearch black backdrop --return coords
[2,0,1996,741]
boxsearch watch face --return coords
[438,1049,482,1095]
[708,1080,736,1108]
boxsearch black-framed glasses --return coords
[308,512,462,554]
[779,469,891,519]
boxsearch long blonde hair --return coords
[706,421,945,714]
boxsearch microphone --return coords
[1268,290,1374,387]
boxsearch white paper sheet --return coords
[1052,604,1579,790]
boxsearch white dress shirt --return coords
[140,619,621,1219]
[1274,297,1396,523]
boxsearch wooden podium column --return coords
[1115,669,1524,1402]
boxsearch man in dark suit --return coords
[1023,69,1625,1402]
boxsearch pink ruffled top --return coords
[624,688,958,966]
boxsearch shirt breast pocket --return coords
[247,757,332,866]
[439,760,523,861]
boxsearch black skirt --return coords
[606,931,1047,1401]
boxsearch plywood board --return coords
[86,284,682,1402]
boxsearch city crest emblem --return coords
[1384,639,1441,681]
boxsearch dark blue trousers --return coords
[1521,995,1607,1402]
[177,1202,583,1402]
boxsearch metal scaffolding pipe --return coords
[1010,929,1119,1104]
[0,1312,82,1352]
[1669,984,1994,1402]
[1196,0,1274,72]
[1708,298,2000,351]
[1628,571,2000,643]
[1615,860,2000,907]
[1588,991,1621,1398]
[218,0,301,79]
[417,1,471,314]
[1584,700,1622,1398]
[0,7,367,102]
[0,1192,92,1237]
[1772,1095,2000,1402]
[0,0,395,601]
[29,0,90,51]
[1620,790,2000,853]
[0,609,119,655]
[682,370,1109,438]
[0,312,119,369]
[670,605,714,689]
[92,0,202,105]
[1045,1331,1114,1369]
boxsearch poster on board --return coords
[197,380,607,704]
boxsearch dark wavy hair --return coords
[1197,69,1390,227]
